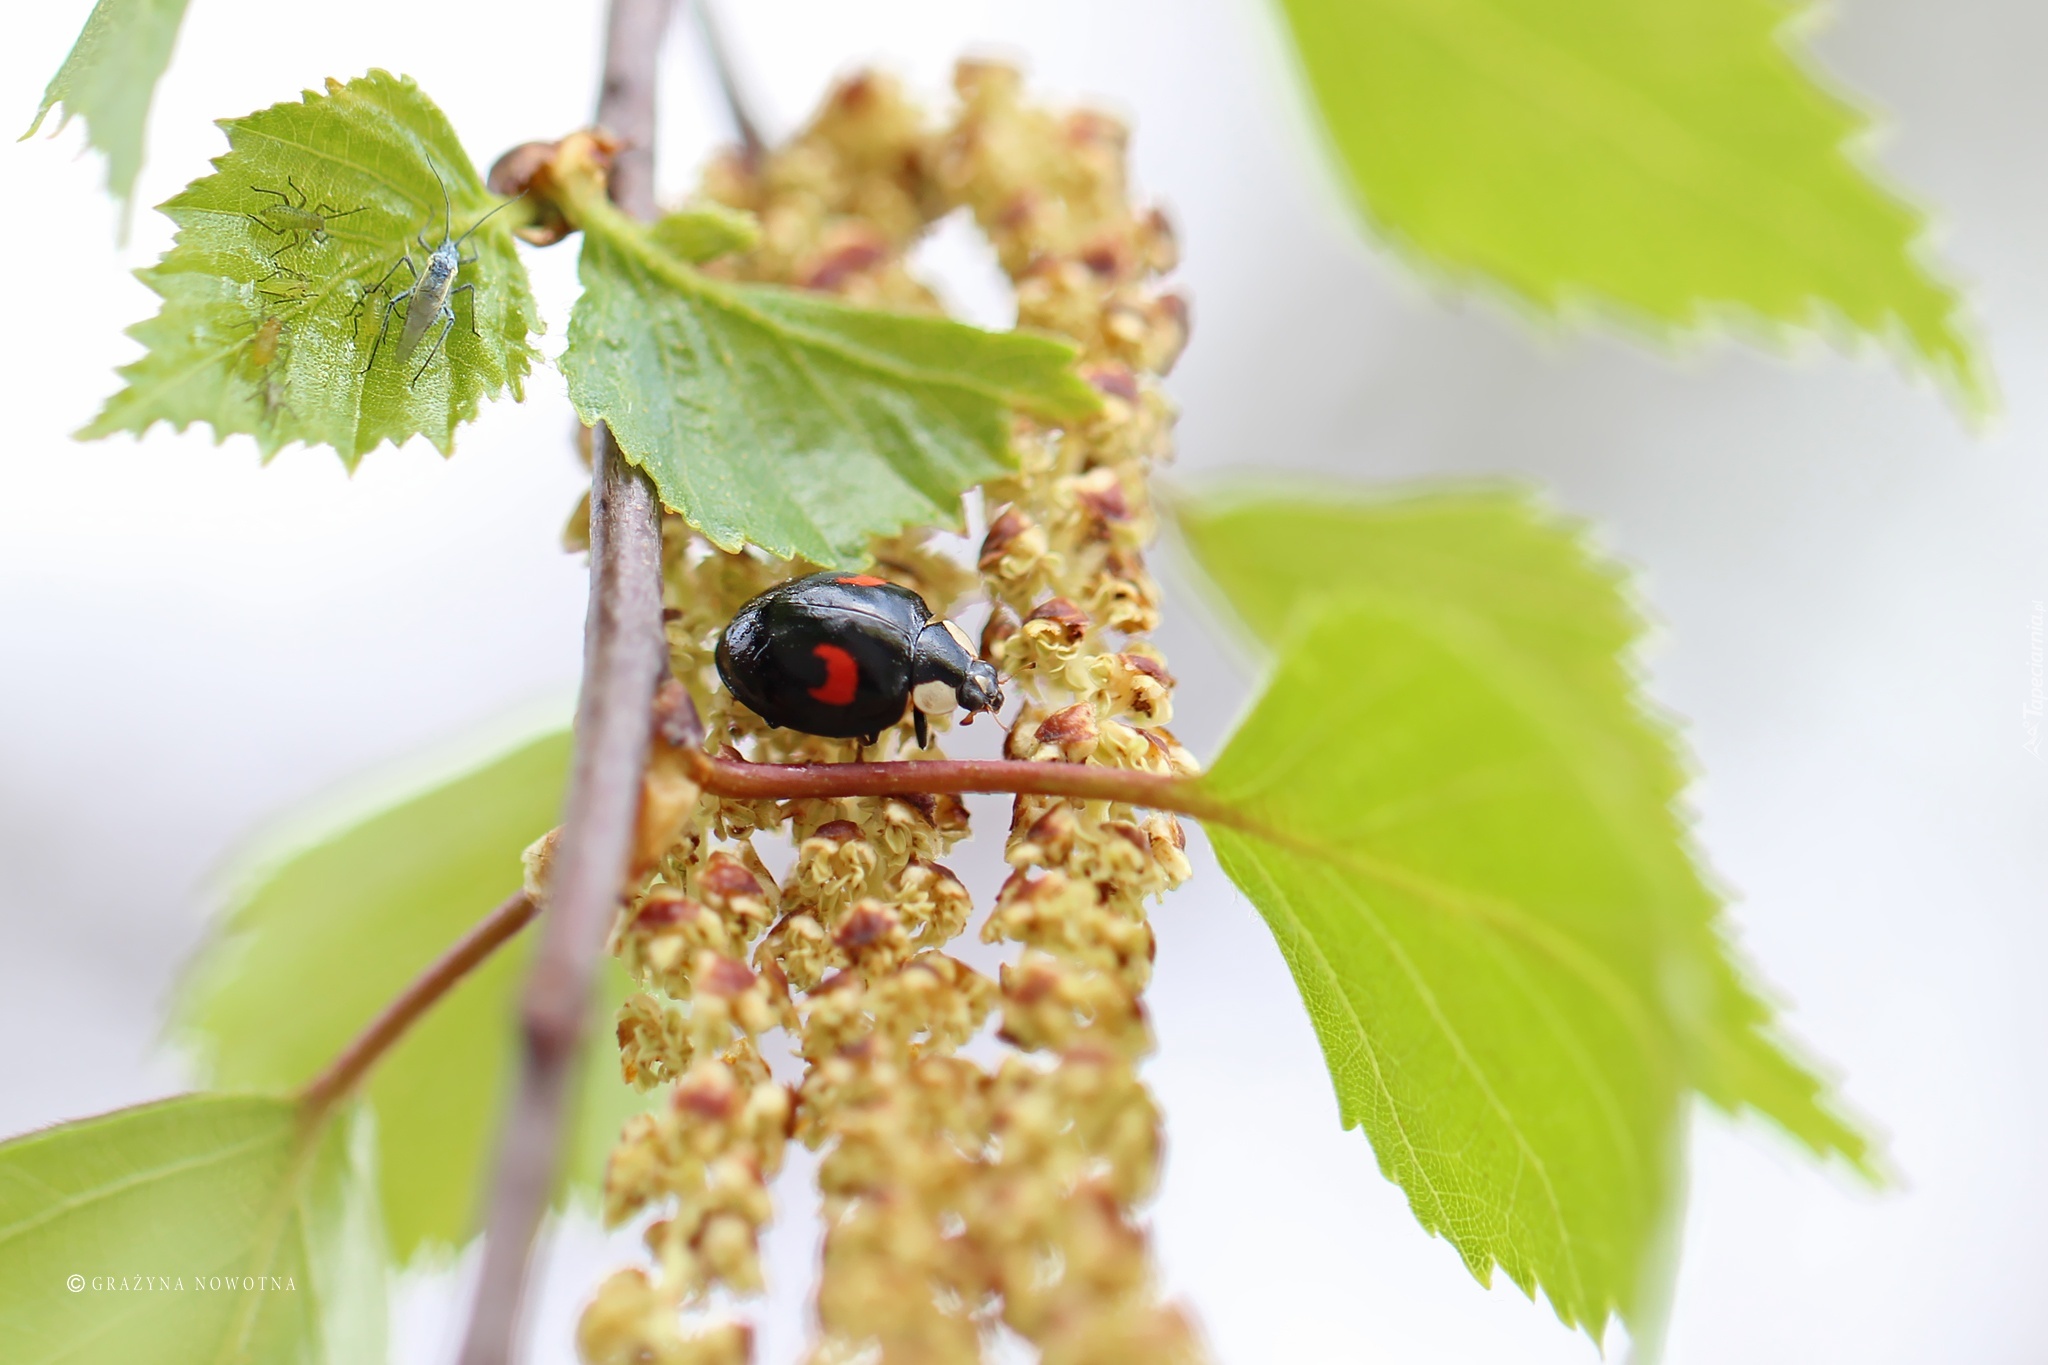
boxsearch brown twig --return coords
[690,0,767,166]
[457,3,673,1361]
[688,750,1236,825]
[298,891,539,1117]
[593,0,667,220]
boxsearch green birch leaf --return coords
[560,192,1100,567]
[81,70,541,465]
[175,730,644,1265]
[1177,485,1875,1352]
[23,0,191,230]
[1273,0,1991,412]
[0,1095,385,1365]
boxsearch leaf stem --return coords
[686,748,1237,825]
[297,892,538,1117]
[457,1,674,1360]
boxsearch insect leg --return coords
[361,280,417,377]
[451,280,480,339]
[410,307,457,386]
[247,220,307,266]
[353,252,417,316]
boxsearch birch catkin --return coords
[577,63,1201,1365]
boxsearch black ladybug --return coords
[715,571,1004,747]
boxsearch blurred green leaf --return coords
[1179,486,1874,1352]
[561,192,1101,566]
[82,70,541,464]
[1273,0,1990,412]
[24,0,190,230]
[176,729,644,1265]
[649,204,761,263]
[0,1095,385,1365]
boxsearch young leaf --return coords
[82,70,542,465]
[24,0,191,229]
[560,187,1100,566]
[0,1095,385,1365]
[176,730,644,1265]
[1273,0,1991,412]
[1177,487,1874,1351]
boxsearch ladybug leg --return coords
[914,710,930,749]
[861,732,879,748]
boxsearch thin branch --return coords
[299,892,538,1117]
[688,750,1236,825]
[460,458,665,1362]
[457,1,673,1360]
[594,0,668,221]
[689,0,766,166]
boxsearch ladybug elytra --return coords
[715,571,1005,747]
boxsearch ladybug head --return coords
[912,619,1006,722]
[956,658,1004,716]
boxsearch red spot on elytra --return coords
[809,644,860,705]
[835,574,889,587]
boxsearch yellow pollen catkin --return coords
[578,61,1203,1365]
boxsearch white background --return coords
[3,1,2044,1362]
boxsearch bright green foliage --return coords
[1273,0,1990,411]
[176,730,644,1265]
[561,199,1101,566]
[1179,487,1874,1351]
[0,1096,386,1365]
[82,71,542,464]
[24,0,190,230]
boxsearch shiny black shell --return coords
[715,572,934,740]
